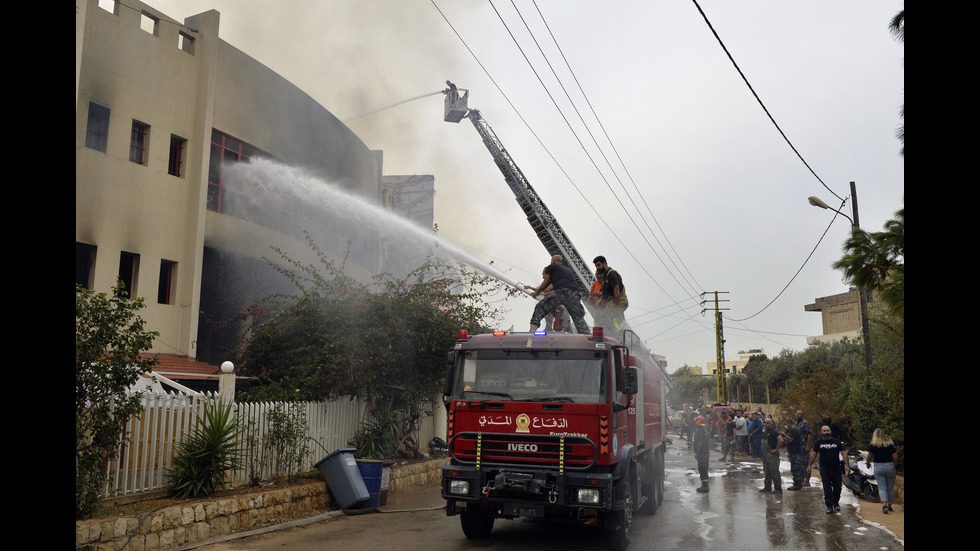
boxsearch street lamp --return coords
[809,181,873,370]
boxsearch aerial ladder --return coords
[443,83,593,295]
[443,83,667,376]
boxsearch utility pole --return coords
[702,292,729,404]
[849,181,873,370]
[808,182,872,371]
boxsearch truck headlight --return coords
[449,480,470,495]
[576,488,601,504]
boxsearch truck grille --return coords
[448,432,597,470]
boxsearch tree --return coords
[76,283,159,519]
[667,365,712,409]
[832,208,904,333]
[890,8,904,157]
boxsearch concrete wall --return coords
[74,458,449,551]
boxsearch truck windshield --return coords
[452,349,607,403]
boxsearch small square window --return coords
[140,12,158,35]
[178,31,195,55]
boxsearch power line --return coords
[689,0,843,204]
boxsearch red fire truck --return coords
[441,327,667,551]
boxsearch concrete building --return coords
[707,348,765,376]
[75,0,433,381]
[804,289,865,345]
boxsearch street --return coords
[193,438,902,551]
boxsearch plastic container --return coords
[315,448,370,509]
[355,459,384,509]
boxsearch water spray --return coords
[344,90,446,123]
[222,159,533,299]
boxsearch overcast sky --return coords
[141,0,904,371]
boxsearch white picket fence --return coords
[106,391,438,497]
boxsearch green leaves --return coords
[76,282,159,519]
[168,401,244,499]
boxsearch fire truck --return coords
[440,328,667,550]
[439,85,670,549]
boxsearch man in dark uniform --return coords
[783,420,806,491]
[807,425,851,513]
[528,255,590,334]
[759,417,783,493]
[693,416,710,493]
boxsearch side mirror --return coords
[443,351,457,402]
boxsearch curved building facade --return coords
[76,0,424,366]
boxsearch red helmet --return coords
[695,416,706,427]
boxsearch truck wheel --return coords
[460,507,495,539]
[606,468,634,551]
[639,450,663,515]
[654,450,665,507]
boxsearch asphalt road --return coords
[190,438,903,551]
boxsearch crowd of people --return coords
[675,403,900,515]
[520,254,902,517]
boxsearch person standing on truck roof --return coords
[528,255,590,334]
[592,256,628,330]
[693,416,711,493]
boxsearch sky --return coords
[142,0,904,372]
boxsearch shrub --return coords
[169,401,244,498]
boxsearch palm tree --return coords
[890,9,904,156]
[832,208,904,325]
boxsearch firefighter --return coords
[528,255,590,334]
[693,415,711,493]
[592,256,627,331]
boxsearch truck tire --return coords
[653,449,665,507]
[460,507,495,539]
[638,449,663,515]
[605,465,634,551]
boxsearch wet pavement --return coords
[192,437,903,551]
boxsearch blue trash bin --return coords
[315,448,370,509]
[356,459,384,509]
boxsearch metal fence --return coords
[105,391,439,497]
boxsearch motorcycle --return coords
[844,446,880,503]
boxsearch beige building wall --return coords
[804,289,863,344]
[76,0,426,364]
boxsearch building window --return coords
[76,243,97,290]
[130,121,150,165]
[85,103,110,152]
[169,135,186,176]
[97,0,116,14]
[118,251,140,299]
[207,130,260,213]
[158,260,176,304]
[140,12,158,35]
[178,31,195,54]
